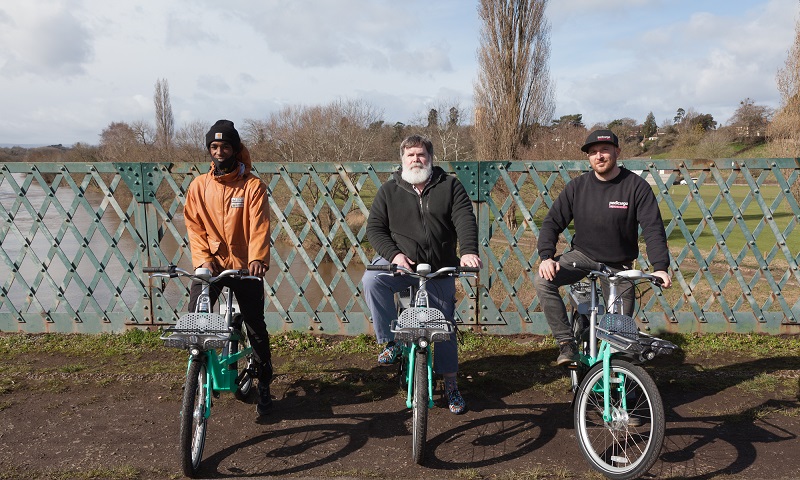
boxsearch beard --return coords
[401,163,433,185]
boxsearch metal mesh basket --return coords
[599,313,639,340]
[391,307,453,343]
[161,313,230,350]
[175,313,229,332]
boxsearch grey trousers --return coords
[533,249,634,344]
[361,256,458,374]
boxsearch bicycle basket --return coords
[391,307,453,343]
[599,313,639,340]
[161,313,230,350]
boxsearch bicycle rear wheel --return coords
[574,359,665,480]
[222,314,255,401]
[180,357,208,478]
[411,348,429,465]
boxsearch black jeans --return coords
[533,249,635,344]
[188,277,272,384]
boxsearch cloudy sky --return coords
[0,0,797,146]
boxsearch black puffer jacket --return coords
[367,166,479,270]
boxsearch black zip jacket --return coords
[538,167,670,272]
[367,166,479,270]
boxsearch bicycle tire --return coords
[222,314,254,401]
[179,357,208,478]
[574,359,665,480]
[411,348,429,465]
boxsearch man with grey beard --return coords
[362,134,482,414]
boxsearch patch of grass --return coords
[319,468,382,478]
[457,330,533,355]
[0,329,165,358]
[454,469,483,479]
[677,332,800,358]
[736,372,781,394]
[271,330,333,355]
[59,363,89,374]
[495,465,574,479]
[331,333,377,354]
[47,465,140,480]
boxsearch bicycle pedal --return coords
[566,362,578,370]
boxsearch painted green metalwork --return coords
[1,159,799,335]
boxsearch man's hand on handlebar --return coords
[391,253,416,272]
[201,261,222,276]
[652,270,672,288]
[460,253,482,270]
[248,260,268,278]
[538,258,560,281]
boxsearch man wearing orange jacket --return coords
[184,119,274,416]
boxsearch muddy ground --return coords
[0,338,799,480]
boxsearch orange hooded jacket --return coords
[184,146,271,270]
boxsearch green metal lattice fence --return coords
[1,159,799,335]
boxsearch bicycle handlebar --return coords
[573,261,664,287]
[144,265,261,282]
[366,264,480,276]
[142,265,175,274]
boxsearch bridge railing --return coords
[1,159,798,335]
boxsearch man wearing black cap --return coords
[184,119,275,416]
[534,129,672,366]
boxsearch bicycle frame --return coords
[571,269,676,421]
[154,267,258,418]
[396,264,447,410]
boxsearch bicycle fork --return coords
[185,354,213,420]
[406,344,435,409]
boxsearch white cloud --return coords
[1,0,799,146]
[0,1,93,77]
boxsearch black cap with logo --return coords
[580,129,619,153]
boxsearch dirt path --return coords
[0,348,798,479]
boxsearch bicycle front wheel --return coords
[411,348,429,465]
[574,359,665,480]
[180,357,208,478]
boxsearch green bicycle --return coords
[567,260,677,479]
[144,265,260,478]
[366,263,479,464]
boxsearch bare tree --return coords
[474,0,555,160]
[246,99,386,253]
[728,98,773,143]
[768,14,800,201]
[130,120,155,146]
[154,78,175,152]
[99,121,152,162]
[412,99,474,161]
[173,120,210,163]
[769,14,800,159]
[99,122,138,162]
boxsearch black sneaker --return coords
[256,383,273,416]
[556,341,579,366]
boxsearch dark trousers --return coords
[188,278,272,384]
[533,249,635,344]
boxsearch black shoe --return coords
[556,341,579,366]
[256,383,273,416]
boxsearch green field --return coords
[661,184,799,254]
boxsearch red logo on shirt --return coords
[609,201,628,209]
